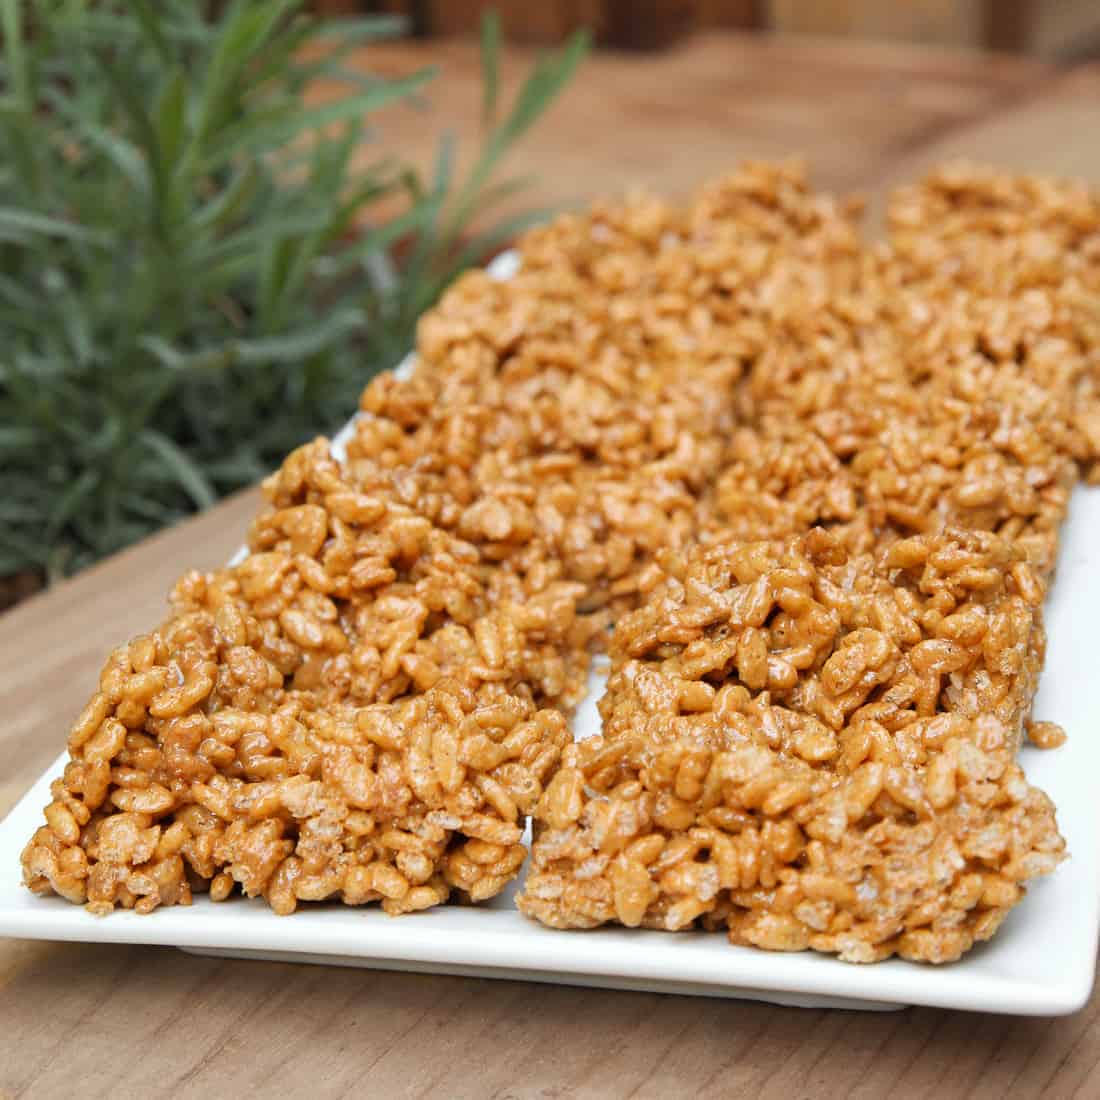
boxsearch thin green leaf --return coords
[232,307,365,364]
[258,16,408,92]
[93,50,161,177]
[331,196,442,281]
[480,10,501,127]
[0,226,32,247]
[0,272,44,312]
[66,120,152,202]
[192,161,261,234]
[413,131,454,252]
[46,469,100,539]
[212,67,435,160]
[129,0,172,65]
[59,297,95,365]
[0,208,107,244]
[141,429,217,509]
[242,16,316,94]
[447,206,551,275]
[137,337,237,372]
[196,0,300,144]
[257,235,298,331]
[0,0,29,109]
[311,15,409,42]
[156,69,188,177]
[0,425,38,448]
[414,206,552,316]
[0,1,39,191]
[201,209,332,268]
[0,496,47,523]
[442,28,588,251]
[122,495,179,524]
[464,174,539,220]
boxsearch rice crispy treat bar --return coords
[717,166,1100,582]
[715,385,1076,579]
[885,165,1100,482]
[22,438,581,915]
[517,529,1065,962]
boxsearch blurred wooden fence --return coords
[311,0,1100,58]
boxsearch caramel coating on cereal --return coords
[22,437,575,915]
[518,531,1065,962]
[23,161,1091,960]
[521,719,1060,963]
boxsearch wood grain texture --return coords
[3,33,1100,1099]
[346,32,1051,212]
[765,0,987,48]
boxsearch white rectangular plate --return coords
[1,252,1097,1014]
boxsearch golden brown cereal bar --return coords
[22,436,580,914]
[520,715,1061,963]
[518,530,1065,962]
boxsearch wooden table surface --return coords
[4,32,1100,1099]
